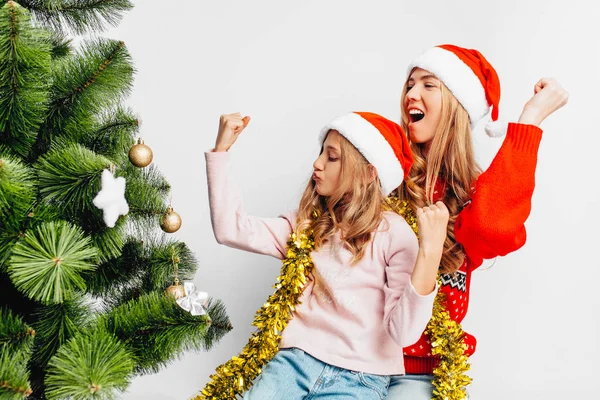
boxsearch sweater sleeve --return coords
[205,151,294,260]
[383,213,438,347]
[454,123,543,269]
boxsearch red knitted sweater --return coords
[403,123,544,374]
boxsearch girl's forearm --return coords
[410,248,441,295]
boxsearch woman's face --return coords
[312,130,343,197]
[403,68,443,145]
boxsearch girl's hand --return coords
[416,201,450,258]
[518,78,569,127]
[214,113,251,152]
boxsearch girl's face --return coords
[403,68,443,145]
[313,130,343,197]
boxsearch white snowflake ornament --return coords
[93,169,129,227]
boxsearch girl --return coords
[386,45,569,399]
[205,111,450,399]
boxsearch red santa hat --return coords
[407,44,506,137]
[319,112,413,195]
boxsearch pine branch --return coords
[84,238,144,297]
[100,284,143,310]
[202,298,234,350]
[16,0,133,35]
[44,328,134,400]
[0,347,32,400]
[0,1,52,157]
[36,144,111,215]
[99,235,196,307]
[0,154,40,267]
[0,154,36,233]
[99,293,231,375]
[82,107,138,163]
[29,297,90,371]
[143,239,197,293]
[122,163,170,226]
[56,38,133,126]
[0,200,63,268]
[0,308,35,357]
[36,143,143,263]
[0,229,20,268]
[35,138,174,265]
[30,38,134,161]
[118,162,172,242]
[47,29,70,58]
[88,220,125,263]
[7,220,98,304]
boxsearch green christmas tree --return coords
[0,1,232,398]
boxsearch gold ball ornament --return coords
[165,279,186,299]
[128,137,153,168]
[160,206,182,233]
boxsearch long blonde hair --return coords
[296,132,385,264]
[399,76,482,274]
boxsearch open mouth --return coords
[409,109,425,123]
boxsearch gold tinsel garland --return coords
[427,287,472,400]
[196,199,470,400]
[195,229,315,399]
[385,197,472,400]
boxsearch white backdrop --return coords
[101,1,599,399]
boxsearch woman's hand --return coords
[416,201,450,259]
[214,113,251,152]
[410,201,450,295]
[518,78,569,127]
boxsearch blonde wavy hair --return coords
[296,131,385,265]
[398,75,482,274]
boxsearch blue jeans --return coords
[386,374,470,399]
[386,374,434,399]
[242,347,391,399]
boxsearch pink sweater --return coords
[205,151,437,375]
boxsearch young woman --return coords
[205,111,450,399]
[386,44,569,399]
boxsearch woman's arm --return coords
[206,113,293,259]
[455,78,568,268]
[206,151,293,259]
[383,206,448,347]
